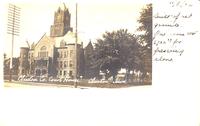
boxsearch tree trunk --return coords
[113,74,116,82]
[125,69,130,83]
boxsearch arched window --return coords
[40,46,47,51]
[38,46,48,58]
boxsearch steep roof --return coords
[52,31,82,47]
[85,41,93,50]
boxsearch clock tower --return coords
[50,3,73,37]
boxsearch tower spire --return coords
[63,3,67,10]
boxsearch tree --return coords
[137,4,152,49]
[92,29,141,82]
[93,32,121,81]
[84,41,99,79]
[12,57,20,75]
[137,4,152,74]
[3,55,19,75]
[4,53,9,75]
[115,29,141,81]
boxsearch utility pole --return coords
[74,3,78,88]
[7,4,20,82]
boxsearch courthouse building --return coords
[18,4,88,79]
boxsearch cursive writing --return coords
[153,0,198,62]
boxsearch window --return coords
[64,61,67,68]
[69,71,72,76]
[57,52,59,58]
[69,60,73,67]
[40,46,47,51]
[60,52,63,58]
[43,60,47,67]
[60,71,62,76]
[42,69,47,75]
[60,61,62,68]
[64,71,66,76]
[39,46,48,58]
[70,50,73,57]
[22,69,25,74]
[57,62,59,68]
[36,69,41,76]
[64,52,66,58]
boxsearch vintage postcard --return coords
[0,0,199,126]
[3,2,152,88]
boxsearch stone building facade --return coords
[50,4,73,37]
[18,47,29,75]
[19,3,87,79]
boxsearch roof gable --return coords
[35,33,55,49]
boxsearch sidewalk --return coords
[4,80,89,89]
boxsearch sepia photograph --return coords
[3,2,152,88]
[0,0,200,126]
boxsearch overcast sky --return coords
[1,0,150,57]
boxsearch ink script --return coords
[153,0,199,62]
